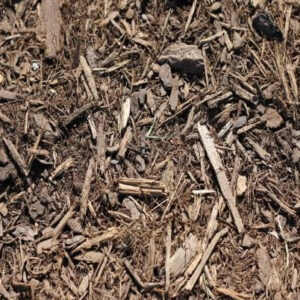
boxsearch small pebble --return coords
[32,62,39,71]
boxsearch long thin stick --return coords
[197,124,244,233]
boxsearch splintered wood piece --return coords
[80,55,99,101]
[246,137,271,161]
[124,260,145,289]
[216,287,251,300]
[87,115,97,140]
[287,63,298,100]
[185,197,223,277]
[0,110,11,123]
[119,97,131,133]
[40,0,62,59]
[96,120,106,175]
[197,124,244,233]
[62,101,96,127]
[118,127,132,159]
[165,224,171,291]
[118,177,167,196]
[80,158,94,220]
[185,227,228,291]
[72,227,119,252]
[258,186,296,217]
[50,157,74,180]
[275,46,291,102]
[3,137,28,177]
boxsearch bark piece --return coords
[40,0,62,59]
[158,43,204,75]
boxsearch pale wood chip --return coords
[40,0,62,59]
[197,124,244,233]
[80,158,95,220]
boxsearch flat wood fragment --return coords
[80,158,94,220]
[40,0,62,59]
[197,124,244,233]
[185,227,228,291]
[170,234,198,277]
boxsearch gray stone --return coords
[158,43,204,75]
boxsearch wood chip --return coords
[118,127,132,159]
[185,227,228,291]
[74,251,104,263]
[0,89,21,101]
[49,157,74,181]
[197,124,244,233]
[80,158,94,220]
[40,0,62,59]
[80,55,99,101]
[216,287,251,300]
[119,97,131,133]
[3,137,28,177]
[72,227,120,252]
[118,177,167,197]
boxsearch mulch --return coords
[0,0,299,299]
